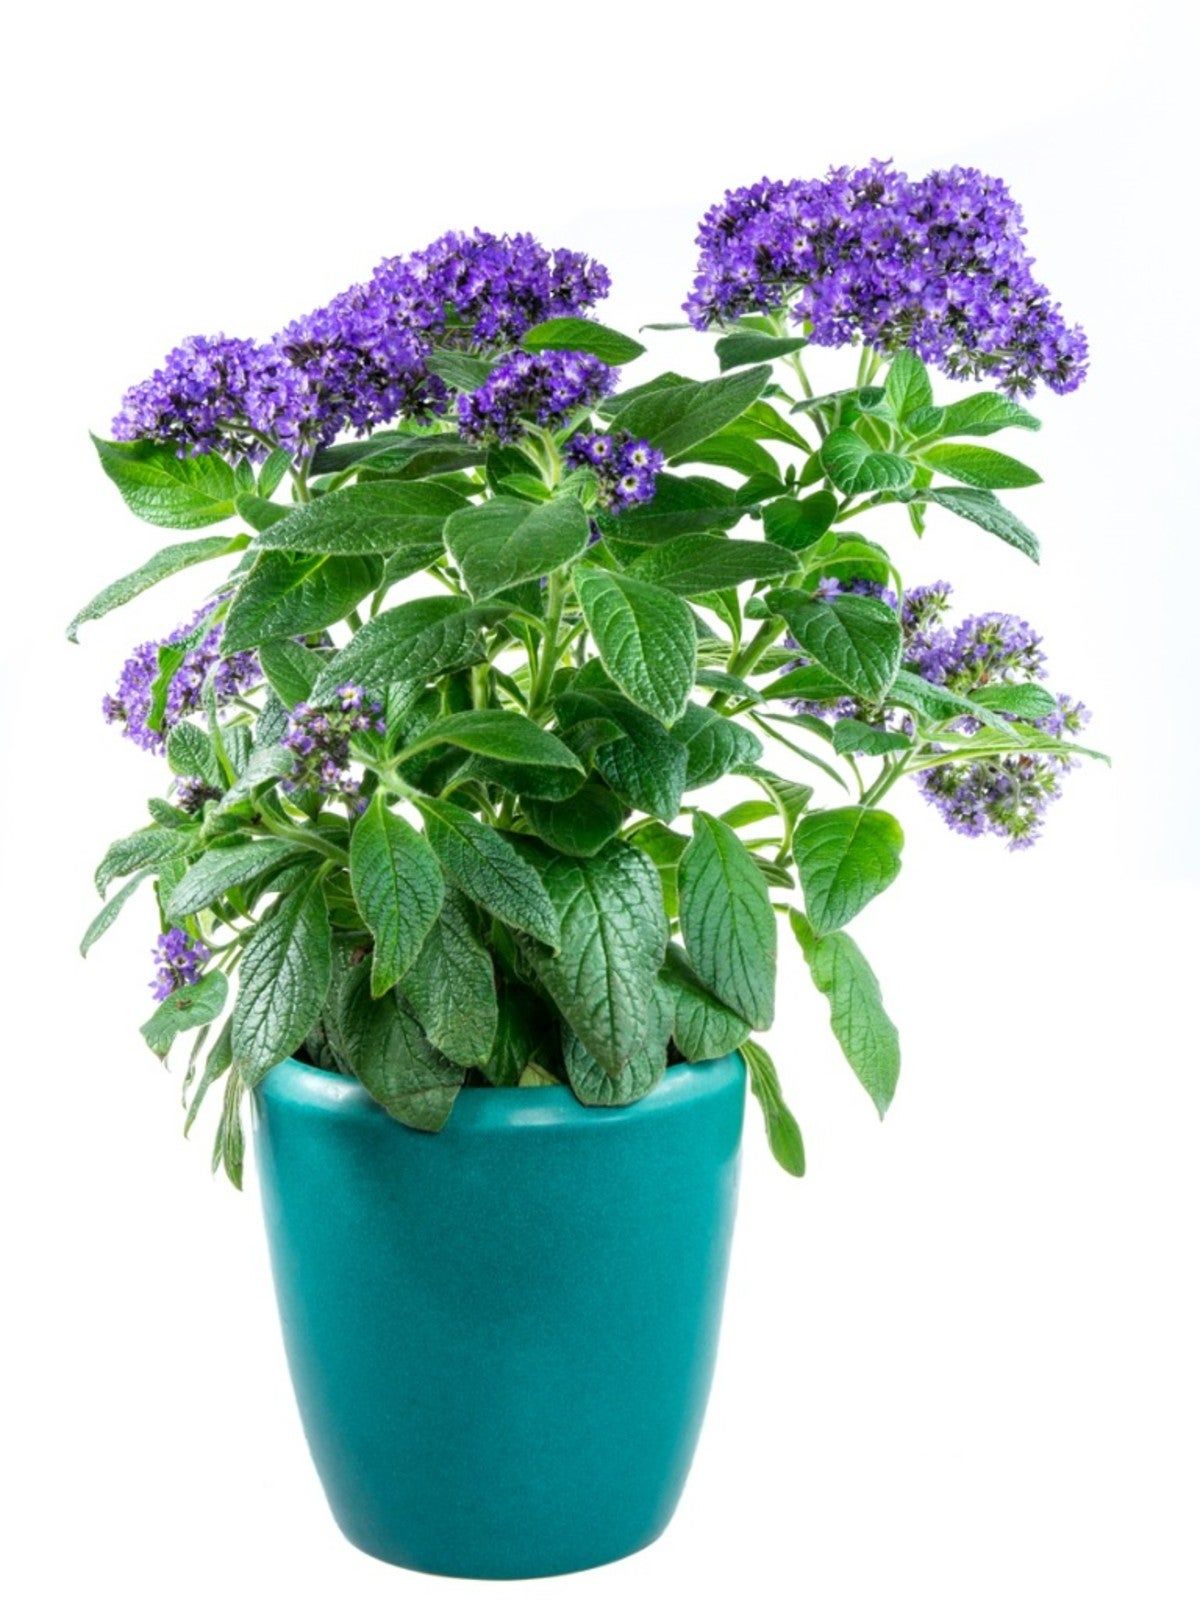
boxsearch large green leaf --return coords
[883,350,933,421]
[337,969,463,1131]
[66,534,243,641]
[930,392,1041,438]
[629,535,797,595]
[398,890,498,1067]
[742,1039,805,1176]
[221,552,382,652]
[562,980,673,1106]
[660,944,751,1062]
[92,435,240,529]
[521,839,668,1074]
[820,428,915,495]
[141,971,229,1059]
[349,794,444,996]
[310,595,489,698]
[608,365,772,460]
[765,592,902,701]
[444,494,591,599]
[255,480,465,553]
[556,687,687,821]
[258,639,324,707]
[418,796,560,947]
[795,807,904,935]
[606,473,739,544]
[519,783,627,858]
[971,682,1059,720]
[166,839,305,920]
[919,486,1039,561]
[412,709,583,773]
[714,331,808,370]
[921,443,1041,490]
[232,879,333,1084]
[574,569,696,725]
[678,812,776,1029]
[520,317,644,364]
[790,911,899,1116]
[673,703,763,789]
[312,431,484,477]
[95,825,195,897]
[762,492,838,552]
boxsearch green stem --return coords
[253,816,348,866]
[529,570,568,715]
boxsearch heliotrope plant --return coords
[74,175,1103,1186]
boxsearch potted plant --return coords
[75,167,1100,1579]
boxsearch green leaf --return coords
[444,494,591,599]
[258,639,324,707]
[790,911,899,1117]
[820,428,915,495]
[255,480,465,554]
[678,812,776,1029]
[414,709,583,771]
[795,807,904,935]
[609,365,772,460]
[830,719,911,757]
[398,890,497,1067]
[629,535,797,595]
[673,431,781,480]
[971,682,1059,720]
[349,794,444,996]
[674,703,763,789]
[95,826,194,897]
[141,971,229,1059]
[562,980,672,1106]
[184,1016,233,1134]
[715,331,808,370]
[80,869,151,956]
[310,595,488,698]
[418,796,560,947]
[921,443,1041,490]
[337,970,464,1131]
[92,435,241,529]
[557,687,687,821]
[765,593,903,701]
[520,839,668,1073]
[166,839,305,920]
[519,783,627,858]
[66,534,242,641]
[236,494,292,533]
[233,880,333,1085]
[148,979,225,1068]
[166,721,222,788]
[918,486,1039,562]
[661,944,751,1062]
[520,316,645,364]
[742,1039,805,1176]
[311,431,484,477]
[607,473,739,543]
[762,491,838,552]
[883,350,933,421]
[574,569,696,725]
[221,552,382,652]
[425,349,496,390]
[887,669,1018,735]
[933,392,1041,438]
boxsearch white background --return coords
[4,4,1197,1596]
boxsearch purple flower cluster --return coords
[281,684,385,809]
[564,430,664,509]
[785,579,1090,846]
[102,601,261,754]
[685,162,1088,396]
[175,775,222,813]
[150,928,210,1001]
[113,232,610,461]
[456,351,617,444]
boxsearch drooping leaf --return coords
[790,911,899,1116]
[794,807,904,935]
[930,392,1041,438]
[674,703,763,789]
[661,944,751,1062]
[337,968,464,1131]
[918,486,1039,562]
[607,472,739,543]
[95,826,195,898]
[519,783,627,858]
[258,638,324,707]
[349,794,444,996]
[166,721,222,788]
[678,812,776,1029]
[574,568,696,725]
[418,796,560,947]
[141,971,229,1058]
[66,534,243,641]
[562,980,673,1106]
[971,682,1060,720]
[520,839,668,1074]
[80,869,151,956]
[830,719,912,756]
[232,879,333,1085]
[742,1038,805,1176]
[398,890,498,1067]
[556,687,687,821]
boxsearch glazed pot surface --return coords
[254,1054,745,1579]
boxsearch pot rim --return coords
[259,1051,744,1132]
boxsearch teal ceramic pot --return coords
[254,1053,745,1579]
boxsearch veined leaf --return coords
[608,365,772,459]
[791,911,899,1117]
[232,880,332,1084]
[67,534,243,641]
[349,794,444,996]
[678,812,776,1029]
[221,552,382,652]
[310,595,489,699]
[820,428,914,494]
[520,317,645,364]
[574,568,696,725]
[765,592,902,701]
[337,970,464,1132]
[166,839,306,920]
[562,981,672,1106]
[418,796,560,947]
[795,807,904,935]
[629,535,797,595]
[919,486,1039,562]
[142,971,229,1059]
[921,443,1041,490]
[742,1039,805,1176]
[883,350,933,421]
[661,943,751,1062]
[444,494,591,599]
[715,331,808,370]
[398,890,498,1068]
[92,435,240,529]
[256,480,465,553]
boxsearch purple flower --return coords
[564,430,663,510]
[151,928,210,1001]
[456,350,617,443]
[281,684,385,809]
[175,775,222,813]
[111,232,612,461]
[685,162,1088,396]
[103,601,261,754]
